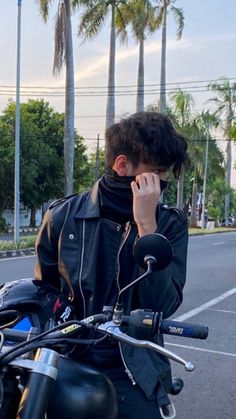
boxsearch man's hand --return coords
[131,172,161,237]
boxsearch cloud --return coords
[74,38,192,84]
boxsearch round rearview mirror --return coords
[133,233,173,271]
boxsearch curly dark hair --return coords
[105,112,189,178]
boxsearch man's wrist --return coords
[137,221,157,237]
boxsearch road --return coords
[0,232,236,418]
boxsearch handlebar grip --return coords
[160,320,208,340]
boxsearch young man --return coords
[35,112,189,419]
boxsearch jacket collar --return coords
[74,180,163,220]
[74,181,101,219]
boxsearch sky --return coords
[0,0,236,182]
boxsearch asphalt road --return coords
[0,232,235,418]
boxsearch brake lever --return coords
[98,321,194,372]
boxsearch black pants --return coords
[100,365,162,419]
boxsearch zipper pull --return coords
[125,368,136,385]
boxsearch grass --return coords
[0,235,36,251]
[189,227,236,235]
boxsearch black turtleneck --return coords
[98,168,135,224]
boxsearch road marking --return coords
[0,255,35,262]
[212,241,225,246]
[208,308,236,314]
[166,342,236,358]
[174,288,236,321]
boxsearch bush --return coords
[0,236,36,251]
[208,207,220,221]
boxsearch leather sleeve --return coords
[138,209,188,318]
[34,208,61,289]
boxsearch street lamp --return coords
[14,0,22,243]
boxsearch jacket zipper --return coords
[115,222,131,293]
[78,219,86,318]
[79,219,124,318]
[119,342,136,385]
[116,222,136,385]
[79,220,135,384]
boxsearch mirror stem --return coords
[113,259,155,324]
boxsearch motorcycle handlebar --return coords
[160,319,208,340]
[0,309,208,372]
[1,310,208,345]
[122,309,208,341]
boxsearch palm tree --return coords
[208,78,236,219]
[189,111,219,227]
[169,88,194,209]
[116,0,158,112]
[154,0,184,114]
[78,0,128,129]
[38,0,75,195]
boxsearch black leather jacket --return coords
[35,181,188,403]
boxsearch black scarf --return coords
[98,168,135,223]
[98,168,168,224]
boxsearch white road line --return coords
[174,288,236,321]
[208,308,236,314]
[166,342,236,358]
[212,241,225,246]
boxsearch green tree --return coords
[116,0,158,112]
[73,135,92,192]
[208,77,236,220]
[0,99,89,226]
[154,0,184,113]
[148,92,225,224]
[188,111,220,227]
[0,117,14,217]
[168,88,194,210]
[38,0,76,195]
[78,0,128,128]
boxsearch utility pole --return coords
[201,129,209,229]
[94,134,100,182]
[14,0,22,243]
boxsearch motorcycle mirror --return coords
[133,233,173,272]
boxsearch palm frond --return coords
[53,1,67,75]
[153,5,165,29]
[116,7,129,44]
[171,5,184,39]
[78,3,108,40]
[38,0,52,21]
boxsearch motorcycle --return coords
[0,233,208,419]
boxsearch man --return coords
[35,112,189,419]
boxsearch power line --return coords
[0,76,235,90]
[0,87,229,98]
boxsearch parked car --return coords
[220,217,234,227]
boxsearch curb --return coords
[7,228,39,234]
[0,248,35,259]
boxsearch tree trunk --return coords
[30,207,36,228]
[189,181,198,227]
[64,0,75,196]
[159,6,167,114]
[136,38,144,112]
[105,3,116,129]
[224,139,232,220]
[176,174,184,209]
